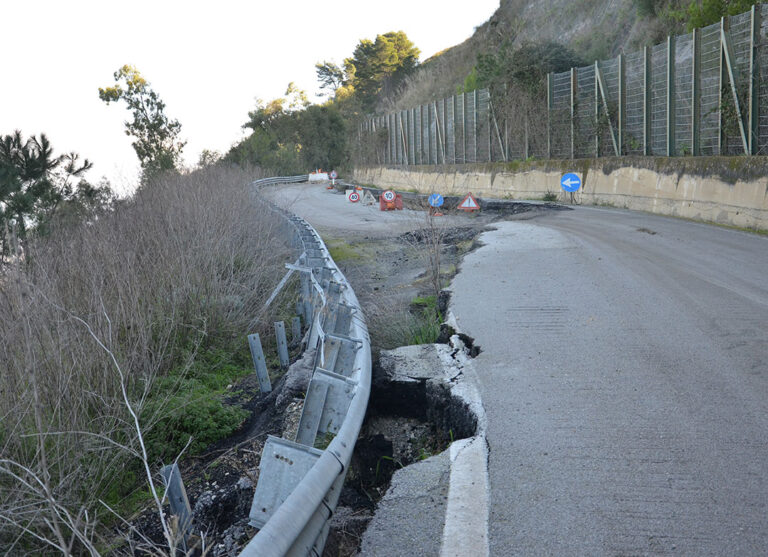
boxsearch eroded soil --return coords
[128,188,555,556]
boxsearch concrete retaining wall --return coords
[352,158,768,231]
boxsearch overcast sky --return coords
[1,0,498,193]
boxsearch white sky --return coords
[0,0,498,194]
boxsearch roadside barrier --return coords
[241,175,372,557]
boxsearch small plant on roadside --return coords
[542,191,558,202]
[375,455,403,482]
[418,447,433,461]
[315,430,336,450]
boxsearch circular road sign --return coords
[349,191,360,203]
[382,190,396,202]
[330,170,338,179]
[428,193,444,207]
[561,172,581,192]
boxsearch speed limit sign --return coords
[349,191,360,202]
[382,190,396,202]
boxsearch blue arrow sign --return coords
[428,193,444,207]
[561,173,581,192]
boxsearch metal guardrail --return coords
[242,175,371,557]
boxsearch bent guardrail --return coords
[242,175,371,557]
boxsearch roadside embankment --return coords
[353,157,768,231]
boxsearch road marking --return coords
[440,435,490,557]
[438,323,490,557]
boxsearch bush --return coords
[0,164,291,552]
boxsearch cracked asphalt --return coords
[449,206,768,555]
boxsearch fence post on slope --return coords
[644,45,651,156]
[667,35,676,156]
[618,53,625,155]
[547,73,553,159]
[748,4,761,154]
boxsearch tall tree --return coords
[99,65,185,179]
[340,31,420,110]
[315,61,345,94]
[0,131,104,258]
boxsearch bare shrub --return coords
[0,164,291,553]
[491,82,550,160]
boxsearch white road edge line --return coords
[440,434,490,557]
[439,312,490,557]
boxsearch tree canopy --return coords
[672,0,762,30]
[227,83,347,174]
[315,31,420,111]
[230,30,420,173]
[315,61,345,94]
[0,131,112,259]
[475,40,585,97]
[99,65,185,179]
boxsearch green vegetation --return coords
[632,0,763,35]
[406,295,442,345]
[99,65,186,180]
[542,191,559,201]
[226,83,348,174]
[327,239,362,262]
[474,40,584,97]
[228,30,420,174]
[0,165,289,552]
[142,345,252,462]
[0,131,113,258]
[327,31,420,111]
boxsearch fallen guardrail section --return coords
[242,176,371,557]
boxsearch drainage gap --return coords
[325,341,480,556]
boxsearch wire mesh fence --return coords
[359,5,767,165]
[760,4,768,154]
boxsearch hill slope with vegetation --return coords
[224,0,765,174]
[378,0,764,111]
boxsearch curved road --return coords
[450,207,768,555]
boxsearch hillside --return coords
[380,0,676,112]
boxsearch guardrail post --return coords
[248,437,324,529]
[248,333,272,393]
[160,463,192,554]
[292,316,302,343]
[244,178,372,557]
[275,321,290,369]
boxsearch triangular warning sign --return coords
[458,192,480,212]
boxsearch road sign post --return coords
[380,190,397,211]
[561,173,581,192]
[458,192,480,212]
[428,193,444,216]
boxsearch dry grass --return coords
[0,165,291,554]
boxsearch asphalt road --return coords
[449,207,768,555]
[263,183,469,236]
